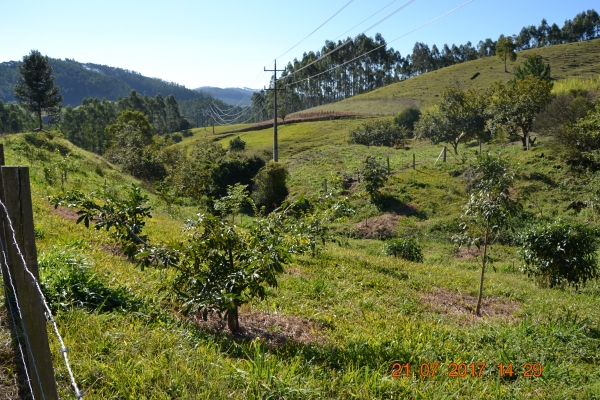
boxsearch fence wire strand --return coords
[0,199,83,399]
[0,238,38,399]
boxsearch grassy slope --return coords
[0,40,599,399]
[307,38,600,116]
[0,125,598,399]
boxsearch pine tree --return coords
[13,50,62,130]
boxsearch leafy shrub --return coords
[171,133,183,143]
[518,221,599,289]
[360,156,388,201]
[174,211,292,332]
[349,119,408,147]
[50,184,152,260]
[393,107,421,133]
[228,136,246,151]
[561,104,600,165]
[383,237,424,262]
[181,129,193,138]
[252,162,288,212]
[39,247,142,313]
[169,142,264,204]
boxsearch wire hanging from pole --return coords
[285,0,475,87]
[275,0,355,62]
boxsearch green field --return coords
[0,39,599,400]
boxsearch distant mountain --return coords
[195,87,257,106]
[0,58,206,107]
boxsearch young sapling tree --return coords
[454,152,521,316]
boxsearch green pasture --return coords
[0,127,597,398]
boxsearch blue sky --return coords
[2,0,598,89]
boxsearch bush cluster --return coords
[518,221,599,289]
[349,119,408,147]
[383,237,424,262]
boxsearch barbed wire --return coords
[0,200,83,399]
[0,236,39,399]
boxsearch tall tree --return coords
[496,35,517,72]
[487,76,553,149]
[416,87,487,154]
[13,50,63,130]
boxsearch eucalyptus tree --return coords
[496,35,517,72]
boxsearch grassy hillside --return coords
[306,38,600,116]
[1,36,600,400]
[0,116,598,398]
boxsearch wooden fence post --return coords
[443,146,447,162]
[412,153,416,170]
[0,166,58,400]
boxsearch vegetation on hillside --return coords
[1,9,600,399]
[252,9,599,119]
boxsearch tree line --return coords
[61,90,192,154]
[0,100,36,133]
[251,9,599,120]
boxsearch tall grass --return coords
[553,75,600,95]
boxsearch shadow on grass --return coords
[374,195,426,219]
[524,171,556,187]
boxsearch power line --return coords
[285,0,475,87]
[275,0,355,62]
[335,0,400,40]
[280,0,418,82]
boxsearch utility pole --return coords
[265,60,285,162]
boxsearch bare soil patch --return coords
[353,213,400,239]
[454,246,483,259]
[421,288,521,325]
[49,204,81,222]
[285,267,313,279]
[190,310,326,348]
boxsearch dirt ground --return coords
[421,288,521,325]
[353,213,401,239]
[190,310,326,348]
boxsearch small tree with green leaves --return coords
[228,136,246,152]
[416,87,487,154]
[50,184,152,260]
[518,221,599,289]
[154,180,178,216]
[514,53,551,82]
[454,153,521,316]
[496,35,517,73]
[173,209,292,333]
[487,76,553,149]
[360,156,388,202]
[213,183,250,224]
